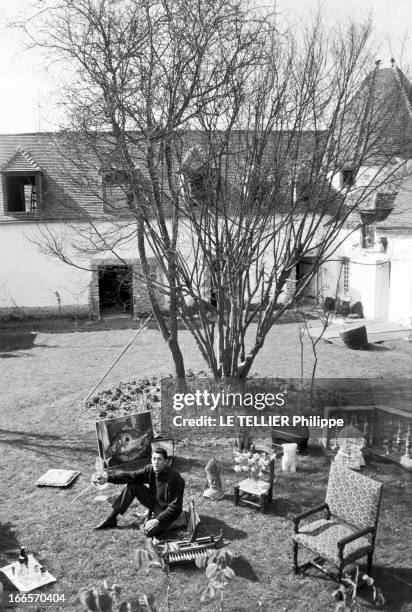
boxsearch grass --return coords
[0,318,412,611]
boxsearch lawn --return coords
[0,317,412,611]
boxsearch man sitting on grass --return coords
[93,447,185,538]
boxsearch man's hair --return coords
[152,447,168,460]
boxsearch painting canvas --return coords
[95,412,153,467]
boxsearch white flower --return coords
[233,465,242,473]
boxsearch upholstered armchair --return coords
[292,462,383,581]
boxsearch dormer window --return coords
[4,174,38,212]
[1,149,43,214]
[341,169,356,187]
[102,168,133,212]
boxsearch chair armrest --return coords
[337,526,374,551]
[293,503,330,533]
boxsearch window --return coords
[341,169,356,187]
[102,168,133,212]
[3,173,39,213]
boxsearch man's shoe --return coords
[94,515,118,530]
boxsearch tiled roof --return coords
[0,130,330,221]
[1,148,43,173]
[0,133,104,220]
[378,173,412,229]
[392,62,412,121]
[345,63,412,159]
[0,122,410,226]
[375,192,397,209]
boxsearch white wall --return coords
[336,227,412,322]
[385,235,412,324]
[0,219,196,315]
[0,222,92,313]
[2,214,390,317]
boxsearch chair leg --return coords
[337,564,343,583]
[234,486,239,506]
[293,541,299,574]
[259,494,265,514]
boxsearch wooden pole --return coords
[69,483,94,505]
[84,313,153,403]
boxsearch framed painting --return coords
[95,412,153,468]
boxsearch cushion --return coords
[35,469,81,487]
[293,518,372,565]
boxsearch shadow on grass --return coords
[371,565,412,611]
[0,331,56,354]
[0,331,37,352]
[0,524,21,602]
[198,514,248,541]
[0,428,62,440]
[0,523,20,567]
[0,429,96,460]
[269,497,301,517]
[0,307,310,337]
[290,562,412,611]
[231,555,259,582]
[364,343,392,352]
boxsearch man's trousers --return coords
[111,483,172,537]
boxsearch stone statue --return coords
[281,443,297,473]
[203,457,225,500]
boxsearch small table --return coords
[0,555,56,592]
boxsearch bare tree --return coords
[21,1,408,380]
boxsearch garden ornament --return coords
[400,454,412,469]
[281,443,297,473]
[334,424,365,470]
[203,457,225,500]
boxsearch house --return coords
[332,62,412,323]
[1,61,412,323]
[0,134,155,319]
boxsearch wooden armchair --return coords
[234,459,275,514]
[292,462,383,582]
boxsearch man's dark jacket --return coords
[108,464,185,525]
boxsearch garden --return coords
[0,317,412,611]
